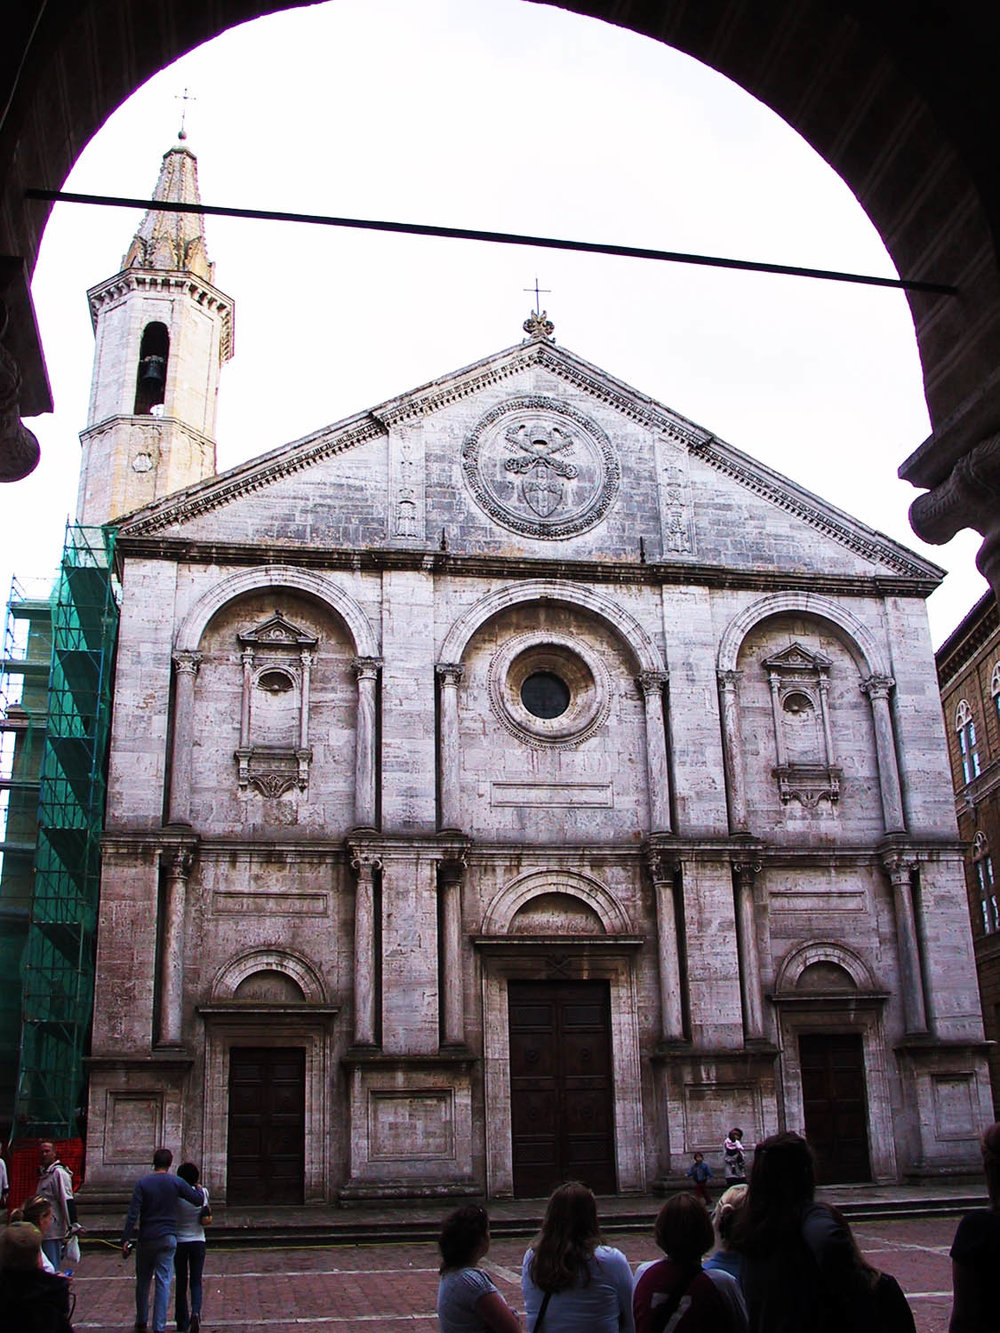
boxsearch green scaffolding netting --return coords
[6,525,118,1139]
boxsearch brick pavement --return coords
[68,1218,957,1333]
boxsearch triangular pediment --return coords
[762,642,833,672]
[114,335,943,586]
[237,611,318,649]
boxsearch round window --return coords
[520,671,570,719]
[487,633,611,746]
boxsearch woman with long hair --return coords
[437,1204,521,1333]
[732,1132,877,1333]
[949,1121,1000,1333]
[521,1182,633,1333]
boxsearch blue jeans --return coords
[135,1235,177,1331]
[174,1240,206,1329]
[41,1237,63,1270]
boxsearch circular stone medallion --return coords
[462,396,619,538]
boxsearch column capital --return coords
[861,673,896,700]
[352,656,383,681]
[172,650,202,676]
[348,842,383,875]
[438,851,467,887]
[731,855,763,886]
[162,846,195,879]
[909,429,1000,546]
[644,847,681,884]
[637,669,669,695]
[436,662,464,685]
[880,847,918,881]
[717,669,742,691]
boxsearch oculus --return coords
[462,395,620,539]
[488,631,611,746]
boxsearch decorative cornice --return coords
[87,269,234,361]
[112,534,942,599]
[121,415,388,534]
[689,435,942,580]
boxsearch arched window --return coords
[973,832,998,935]
[991,662,1000,729]
[955,699,981,784]
[133,321,169,415]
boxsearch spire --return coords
[122,140,214,281]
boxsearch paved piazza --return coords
[70,1218,957,1332]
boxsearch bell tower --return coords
[76,136,234,524]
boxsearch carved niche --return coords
[234,611,318,798]
[762,642,842,809]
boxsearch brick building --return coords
[936,591,1000,1114]
[79,143,992,1203]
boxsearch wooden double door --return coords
[800,1033,872,1184]
[227,1046,306,1205]
[508,980,616,1197]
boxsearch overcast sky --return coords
[3,0,987,644]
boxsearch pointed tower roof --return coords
[122,138,214,281]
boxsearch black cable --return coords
[24,188,957,295]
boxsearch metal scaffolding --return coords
[7,526,118,1139]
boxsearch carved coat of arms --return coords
[462,397,619,539]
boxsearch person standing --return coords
[949,1121,1000,1333]
[437,1203,522,1333]
[174,1163,210,1333]
[723,1129,747,1186]
[633,1192,747,1333]
[35,1141,78,1270]
[732,1132,877,1333]
[121,1148,205,1333]
[521,1181,634,1333]
[685,1152,713,1206]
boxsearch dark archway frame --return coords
[2,0,999,585]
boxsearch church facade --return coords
[81,146,992,1202]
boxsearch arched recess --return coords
[774,941,878,995]
[211,947,326,1003]
[717,592,887,677]
[439,579,664,675]
[175,565,378,657]
[482,868,633,936]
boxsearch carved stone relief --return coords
[462,396,619,538]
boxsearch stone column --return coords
[718,670,749,833]
[732,855,764,1041]
[438,852,466,1047]
[239,647,253,748]
[882,850,928,1034]
[862,675,906,834]
[299,649,313,750]
[436,663,464,831]
[352,658,381,831]
[647,849,684,1041]
[157,846,194,1046]
[350,849,382,1047]
[639,671,672,833]
[167,651,201,824]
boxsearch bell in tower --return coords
[76,137,235,526]
[134,322,169,416]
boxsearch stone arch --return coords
[774,941,877,994]
[717,592,887,677]
[211,947,326,1004]
[174,565,378,657]
[439,579,664,675]
[481,868,632,936]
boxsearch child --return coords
[724,1128,747,1185]
[686,1151,713,1205]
